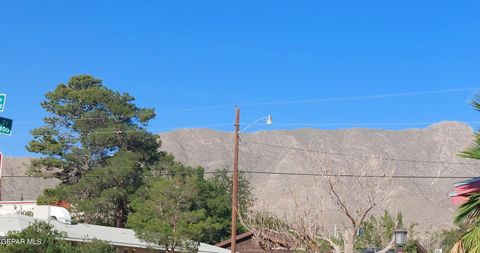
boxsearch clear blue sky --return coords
[1,1,480,157]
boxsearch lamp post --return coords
[394,229,408,253]
[230,107,272,253]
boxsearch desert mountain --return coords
[2,121,478,238]
[158,121,479,237]
[1,157,59,201]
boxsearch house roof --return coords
[215,231,254,248]
[0,213,230,253]
[454,177,480,187]
[451,176,480,204]
[0,201,37,205]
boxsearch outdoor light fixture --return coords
[394,229,408,247]
[266,115,273,125]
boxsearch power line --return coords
[12,119,480,128]
[5,134,480,167]
[7,120,480,137]
[242,140,480,166]
[125,87,480,114]
[5,124,233,137]
[13,86,480,123]
[1,170,475,179]
[238,87,480,107]
[6,131,480,169]
[241,171,475,179]
[271,121,480,127]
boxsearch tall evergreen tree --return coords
[27,75,159,184]
[32,75,160,227]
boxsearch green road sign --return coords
[0,94,5,112]
[0,117,12,135]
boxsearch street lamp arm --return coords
[239,115,272,133]
[239,117,267,133]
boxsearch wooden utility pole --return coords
[230,107,240,253]
[0,152,2,201]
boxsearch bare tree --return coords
[241,154,396,253]
[241,198,341,253]
[318,155,395,253]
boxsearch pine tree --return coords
[31,75,160,227]
[27,75,159,184]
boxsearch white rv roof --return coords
[0,213,230,253]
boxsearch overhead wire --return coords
[242,140,480,166]
[0,170,475,179]
[3,86,479,179]
[6,120,480,137]
[5,131,480,168]
[237,87,480,106]
[157,87,480,112]
[10,86,480,124]
[270,121,480,127]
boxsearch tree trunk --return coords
[343,227,356,253]
[116,210,124,228]
[377,236,395,253]
[324,238,342,253]
[115,201,127,228]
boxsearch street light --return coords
[239,115,273,133]
[394,229,408,253]
[231,107,272,253]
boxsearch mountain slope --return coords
[2,121,476,237]
[1,157,60,201]
[158,121,478,235]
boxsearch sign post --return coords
[0,152,3,201]
[0,93,9,201]
[0,94,5,112]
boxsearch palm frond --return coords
[461,225,480,253]
[449,240,464,253]
[454,193,480,225]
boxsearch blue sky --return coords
[1,1,480,156]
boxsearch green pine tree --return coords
[27,75,159,184]
[32,75,160,227]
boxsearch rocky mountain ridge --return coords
[157,121,478,236]
[2,121,478,237]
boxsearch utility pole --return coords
[230,107,240,253]
[229,108,271,253]
[0,93,7,202]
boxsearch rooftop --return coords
[0,212,230,253]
